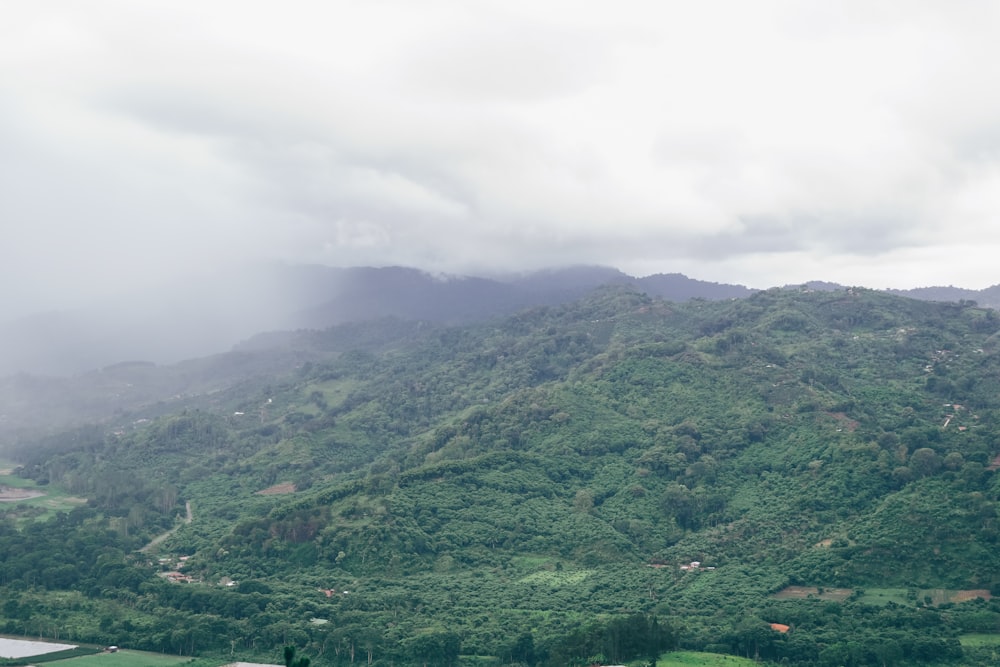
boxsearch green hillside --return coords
[3,286,1000,665]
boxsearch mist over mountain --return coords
[0,265,752,377]
[0,263,996,378]
[8,4,1000,663]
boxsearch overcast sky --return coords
[3,1,1000,316]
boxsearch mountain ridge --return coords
[4,263,996,378]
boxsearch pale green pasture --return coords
[960,634,1000,647]
[509,555,552,570]
[302,379,358,410]
[856,587,911,605]
[518,569,595,587]
[656,650,759,666]
[0,462,87,519]
[858,587,990,606]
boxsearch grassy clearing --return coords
[772,586,853,601]
[656,650,758,666]
[46,649,198,667]
[0,469,32,487]
[857,587,991,606]
[518,570,594,587]
[855,587,911,605]
[509,555,553,570]
[960,634,1000,647]
[0,465,86,521]
[305,379,358,410]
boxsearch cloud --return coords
[3,0,1000,318]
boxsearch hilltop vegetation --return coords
[3,286,1000,665]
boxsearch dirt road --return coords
[140,501,193,553]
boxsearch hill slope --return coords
[4,286,1000,665]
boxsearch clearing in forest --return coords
[0,468,87,519]
[773,586,853,601]
[952,589,992,602]
[658,651,759,666]
[960,634,1000,647]
[518,569,594,587]
[0,486,46,502]
[256,482,297,495]
[857,587,991,606]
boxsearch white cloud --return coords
[3,0,1000,315]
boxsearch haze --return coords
[3,1,1000,319]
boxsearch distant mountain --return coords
[783,280,851,292]
[637,272,754,300]
[293,266,756,329]
[291,266,533,329]
[890,284,1000,308]
[0,265,755,377]
[504,265,634,293]
[780,280,1000,308]
[2,261,996,378]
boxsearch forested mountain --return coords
[889,284,1000,308]
[4,286,1000,665]
[0,265,751,377]
[2,262,997,379]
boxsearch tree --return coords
[283,645,310,667]
[506,632,536,666]
[403,631,461,667]
[910,448,941,477]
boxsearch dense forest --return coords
[4,285,1000,665]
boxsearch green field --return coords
[960,634,1000,647]
[297,378,360,415]
[656,651,759,666]
[518,569,595,587]
[0,463,86,521]
[855,587,913,605]
[46,650,210,667]
[772,586,854,602]
[857,587,991,607]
